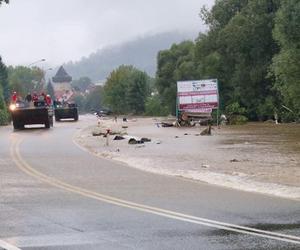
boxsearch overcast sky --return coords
[0,0,214,67]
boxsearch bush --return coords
[229,115,248,125]
[145,95,169,116]
[225,102,248,125]
[0,108,9,125]
[256,97,276,121]
[0,86,9,125]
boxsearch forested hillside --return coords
[156,0,300,121]
[63,31,195,81]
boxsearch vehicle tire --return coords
[13,121,24,130]
[13,121,19,130]
[74,112,78,121]
[50,116,54,127]
[45,119,50,129]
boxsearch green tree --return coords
[71,76,92,92]
[73,94,86,112]
[0,0,9,125]
[8,66,44,96]
[126,70,150,114]
[85,86,103,112]
[156,41,197,114]
[46,79,55,98]
[195,0,280,120]
[104,65,151,114]
[271,0,300,120]
[0,86,9,125]
[0,56,9,103]
[145,94,168,116]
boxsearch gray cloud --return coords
[0,0,214,66]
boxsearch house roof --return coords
[52,66,72,83]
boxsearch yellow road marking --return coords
[10,138,300,245]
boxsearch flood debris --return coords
[92,131,105,136]
[128,138,144,144]
[161,122,173,127]
[113,135,125,140]
[92,127,126,137]
[200,125,212,136]
[141,137,151,142]
[201,164,210,168]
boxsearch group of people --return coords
[11,91,52,106]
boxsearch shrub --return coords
[0,108,9,125]
[145,95,169,116]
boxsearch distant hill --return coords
[62,31,196,81]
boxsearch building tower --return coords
[52,66,73,102]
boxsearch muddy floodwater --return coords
[76,116,300,199]
[215,123,300,186]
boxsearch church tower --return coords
[52,66,73,102]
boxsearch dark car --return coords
[92,108,112,117]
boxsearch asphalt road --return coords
[0,119,300,249]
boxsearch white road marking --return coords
[0,159,10,166]
[0,239,22,250]
[2,232,113,248]
[10,138,300,245]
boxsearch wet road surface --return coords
[0,120,300,249]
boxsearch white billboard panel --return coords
[177,79,219,112]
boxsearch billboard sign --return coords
[177,79,219,113]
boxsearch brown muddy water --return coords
[217,123,300,187]
[76,116,300,199]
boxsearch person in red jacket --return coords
[11,91,17,103]
[40,92,46,102]
[32,92,38,102]
[45,94,52,106]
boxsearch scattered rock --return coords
[113,135,125,140]
[128,138,144,145]
[175,136,179,138]
[92,131,105,136]
[156,140,162,144]
[122,126,128,129]
[201,164,210,168]
[141,137,151,142]
[184,133,188,135]
[230,159,239,162]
